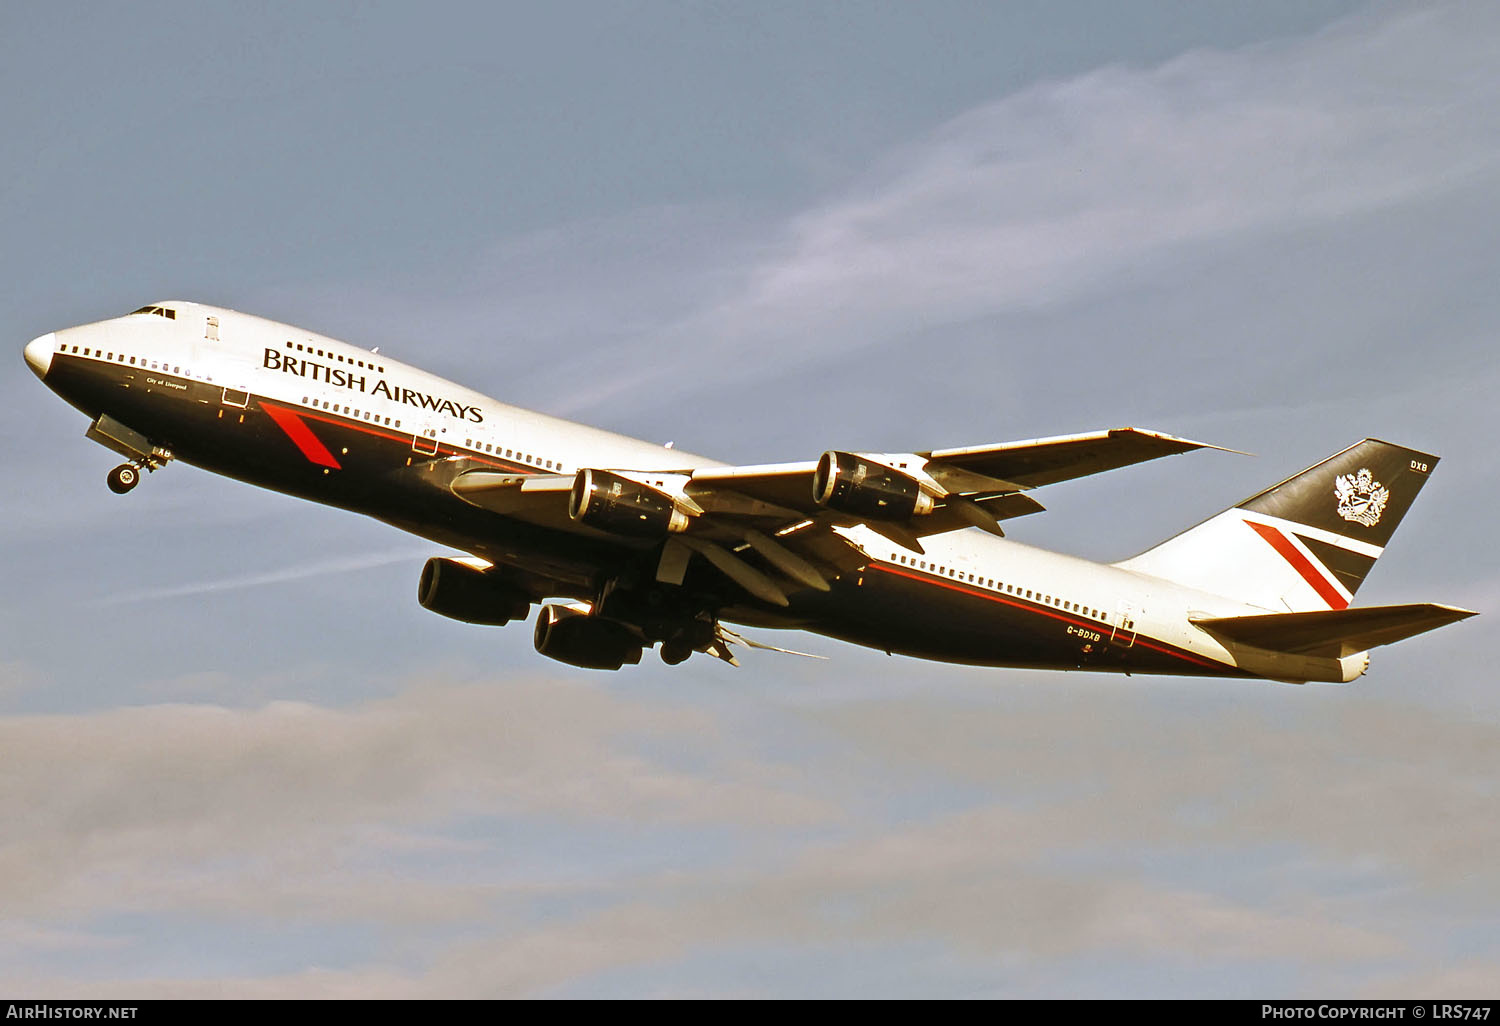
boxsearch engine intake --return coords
[568,469,691,537]
[418,558,531,625]
[533,604,644,670]
[813,451,934,521]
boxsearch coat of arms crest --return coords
[1334,468,1389,527]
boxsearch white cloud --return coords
[643,5,1500,389]
[0,677,832,924]
[6,672,1495,996]
[288,3,1500,419]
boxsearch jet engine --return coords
[417,558,532,625]
[533,604,644,670]
[568,469,691,537]
[812,451,935,521]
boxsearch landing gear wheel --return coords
[660,641,693,666]
[107,464,140,494]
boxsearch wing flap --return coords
[1191,603,1476,657]
[911,491,1046,538]
[686,461,819,511]
[448,470,602,535]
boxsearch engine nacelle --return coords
[533,604,644,671]
[568,469,691,537]
[812,451,935,521]
[417,558,531,626]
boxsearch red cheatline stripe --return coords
[266,399,543,473]
[262,403,342,469]
[1243,519,1348,610]
[870,563,1225,670]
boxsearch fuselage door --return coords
[1111,601,1138,648]
[412,430,439,456]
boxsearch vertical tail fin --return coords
[1116,440,1439,612]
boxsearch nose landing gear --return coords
[86,415,172,496]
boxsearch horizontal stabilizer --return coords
[1191,603,1476,658]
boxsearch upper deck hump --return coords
[189,303,725,472]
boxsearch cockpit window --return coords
[129,305,177,320]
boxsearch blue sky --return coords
[2,0,1497,997]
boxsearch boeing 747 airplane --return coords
[22,302,1475,680]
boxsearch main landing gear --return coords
[660,641,693,665]
[107,463,142,494]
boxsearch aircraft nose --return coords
[24,332,54,379]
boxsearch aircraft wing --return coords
[447,426,1224,607]
[687,427,1222,504]
[921,428,1240,488]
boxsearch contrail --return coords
[95,548,433,605]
